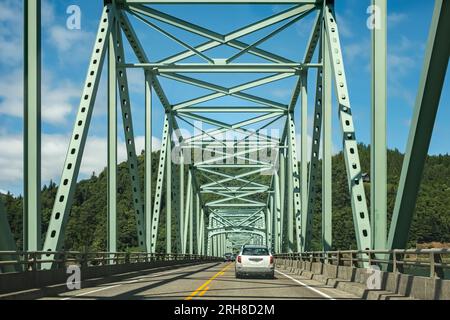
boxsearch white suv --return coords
[235,245,274,279]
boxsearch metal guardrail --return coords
[275,249,450,279]
[0,251,219,272]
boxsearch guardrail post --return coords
[125,252,130,264]
[31,252,37,271]
[393,251,397,274]
[337,251,341,266]
[59,252,66,269]
[81,252,88,268]
[430,252,435,278]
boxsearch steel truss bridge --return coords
[0,0,449,284]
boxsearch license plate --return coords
[249,258,263,262]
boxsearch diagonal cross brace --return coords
[42,6,114,268]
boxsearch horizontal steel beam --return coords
[122,63,321,73]
[175,107,286,113]
[122,63,302,73]
[123,0,321,4]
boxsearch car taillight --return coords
[270,256,274,264]
[237,256,241,263]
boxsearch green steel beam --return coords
[321,16,332,251]
[199,207,206,254]
[324,4,371,253]
[300,71,309,251]
[172,75,289,110]
[145,71,153,252]
[151,4,313,64]
[305,65,323,251]
[287,114,302,252]
[303,11,322,64]
[125,63,319,73]
[189,174,194,254]
[118,12,172,110]
[285,128,294,253]
[150,115,171,252]
[388,0,450,250]
[24,0,41,252]
[176,107,283,113]
[124,0,321,4]
[182,169,192,253]
[115,25,147,250]
[371,0,387,251]
[107,18,118,256]
[225,8,315,63]
[279,152,286,252]
[42,6,113,268]
[196,192,201,254]
[176,151,184,252]
[129,10,215,64]
[273,169,283,252]
[166,121,172,254]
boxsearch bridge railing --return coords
[275,249,450,279]
[0,251,219,272]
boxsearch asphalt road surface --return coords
[40,262,358,300]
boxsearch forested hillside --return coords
[1,145,449,252]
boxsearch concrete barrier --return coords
[275,258,450,300]
[0,259,217,298]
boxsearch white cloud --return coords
[47,25,94,64]
[336,14,354,39]
[0,133,162,192]
[343,39,370,65]
[0,0,23,67]
[0,68,81,125]
[388,13,408,26]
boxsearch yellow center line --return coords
[198,287,209,297]
[185,263,232,300]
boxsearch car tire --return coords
[269,272,275,279]
[235,272,241,279]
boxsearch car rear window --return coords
[242,247,269,256]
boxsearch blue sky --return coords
[0,0,448,195]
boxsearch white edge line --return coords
[275,270,336,300]
[61,284,121,300]
[60,263,211,300]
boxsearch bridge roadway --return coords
[39,262,358,300]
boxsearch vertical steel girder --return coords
[166,121,172,254]
[388,0,450,250]
[300,71,309,251]
[371,0,388,251]
[305,62,324,251]
[150,115,171,253]
[145,71,153,252]
[285,124,293,253]
[321,17,333,251]
[324,4,372,252]
[42,6,113,267]
[279,153,286,251]
[115,24,146,250]
[195,192,201,254]
[179,154,185,252]
[23,0,41,252]
[170,134,181,254]
[189,176,194,254]
[182,169,192,254]
[107,18,118,255]
[273,170,282,252]
[287,114,302,252]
